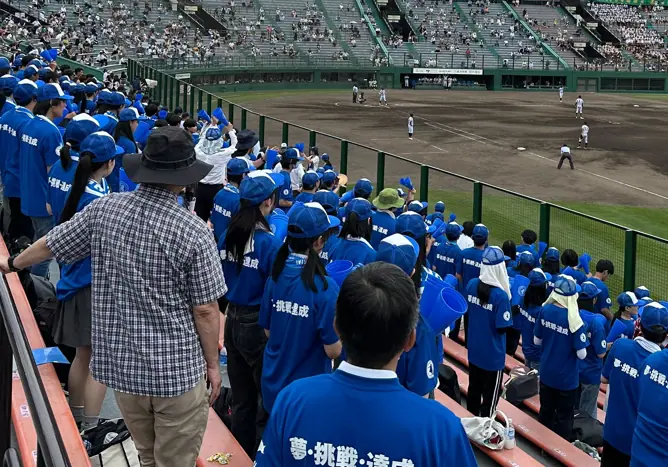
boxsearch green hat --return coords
[373,188,405,211]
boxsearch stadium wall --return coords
[138,60,668,93]
[128,58,668,300]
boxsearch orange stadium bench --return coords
[0,239,91,467]
[445,363,599,467]
[196,312,252,466]
[443,337,606,424]
[433,390,544,467]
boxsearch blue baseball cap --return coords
[407,200,428,213]
[28,59,41,68]
[0,74,18,92]
[62,114,100,146]
[80,131,124,162]
[471,223,489,241]
[321,169,338,184]
[617,292,639,308]
[37,83,73,102]
[640,302,668,332]
[580,281,602,299]
[321,153,329,161]
[434,201,445,213]
[528,268,551,286]
[58,75,70,83]
[38,68,49,79]
[97,89,113,104]
[545,247,560,261]
[344,197,373,221]
[316,167,325,176]
[353,178,374,197]
[239,171,282,205]
[313,189,340,215]
[553,274,581,297]
[124,98,132,107]
[517,251,534,265]
[13,79,38,104]
[158,109,168,119]
[288,202,340,238]
[376,233,420,276]
[445,221,463,238]
[69,83,84,94]
[396,211,427,239]
[0,57,10,69]
[119,107,140,122]
[227,158,253,176]
[634,286,650,299]
[284,148,304,161]
[84,83,99,94]
[302,170,321,188]
[111,92,126,107]
[397,188,407,198]
[23,65,39,79]
[205,126,222,141]
[482,246,507,266]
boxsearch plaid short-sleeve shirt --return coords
[46,184,227,397]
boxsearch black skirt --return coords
[52,286,92,348]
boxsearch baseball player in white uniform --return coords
[578,122,589,149]
[575,95,584,119]
[408,113,414,140]
[559,86,564,103]
[379,87,387,106]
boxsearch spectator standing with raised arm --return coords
[0,126,226,467]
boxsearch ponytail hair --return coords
[271,228,329,292]
[59,153,107,224]
[477,281,494,306]
[74,90,86,114]
[0,89,10,112]
[59,144,76,171]
[338,211,371,241]
[223,198,272,273]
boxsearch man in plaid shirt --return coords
[1,127,227,467]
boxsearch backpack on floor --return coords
[438,363,461,404]
[571,412,604,447]
[212,387,233,430]
[82,418,140,467]
[502,366,538,406]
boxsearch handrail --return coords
[354,0,391,65]
[0,274,70,467]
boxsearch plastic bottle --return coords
[220,349,231,388]
[505,419,516,449]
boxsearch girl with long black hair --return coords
[51,131,121,430]
[217,170,283,458]
[329,197,376,265]
[109,107,139,192]
[0,74,18,118]
[259,202,342,414]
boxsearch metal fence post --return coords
[420,165,429,202]
[197,89,203,113]
[624,230,637,292]
[473,182,483,224]
[174,79,180,110]
[282,122,289,145]
[340,140,348,175]
[189,87,195,117]
[168,76,174,109]
[228,103,235,124]
[259,115,266,146]
[206,93,212,113]
[376,152,385,193]
[217,98,223,109]
[241,109,247,130]
[309,130,316,149]
[539,202,551,246]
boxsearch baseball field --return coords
[213,88,668,296]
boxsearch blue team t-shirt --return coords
[465,279,513,371]
[218,228,281,306]
[516,244,540,267]
[0,100,16,119]
[430,241,461,279]
[0,106,34,197]
[55,178,109,301]
[318,235,339,263]
[603,339,654,456]
[47,152,79,224]
[535,303,588,391]
[211,185,240,241]
[134,117,155,150]
[328,237,376,266]
[425,212,444,226]
[586,276,611,314]
[561,266,588,285]
[294,192,315,204]
[107,135,135,193]
[259,253,340,413]
[518,303,542,363]
[456,247,483,292]
[278,170,293,213]
[631,349,668,466]
[255,364,477,467]
[578,310,608,385]
[396,314,441,396]
[93,112,118,135]
[19,115,63,217]
[370,210,396,250]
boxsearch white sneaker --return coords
[409,137,413,140]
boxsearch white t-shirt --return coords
[309,155,319,170]
[581,124,589,136]
[196,129,238,185]
[576,98,584,108]
[457,235,474,250]
[353,85,358,93]
[561,146,571,155]
[408,117,414,132]
[559,87,564,95]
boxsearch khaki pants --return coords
[114,378,209,467]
